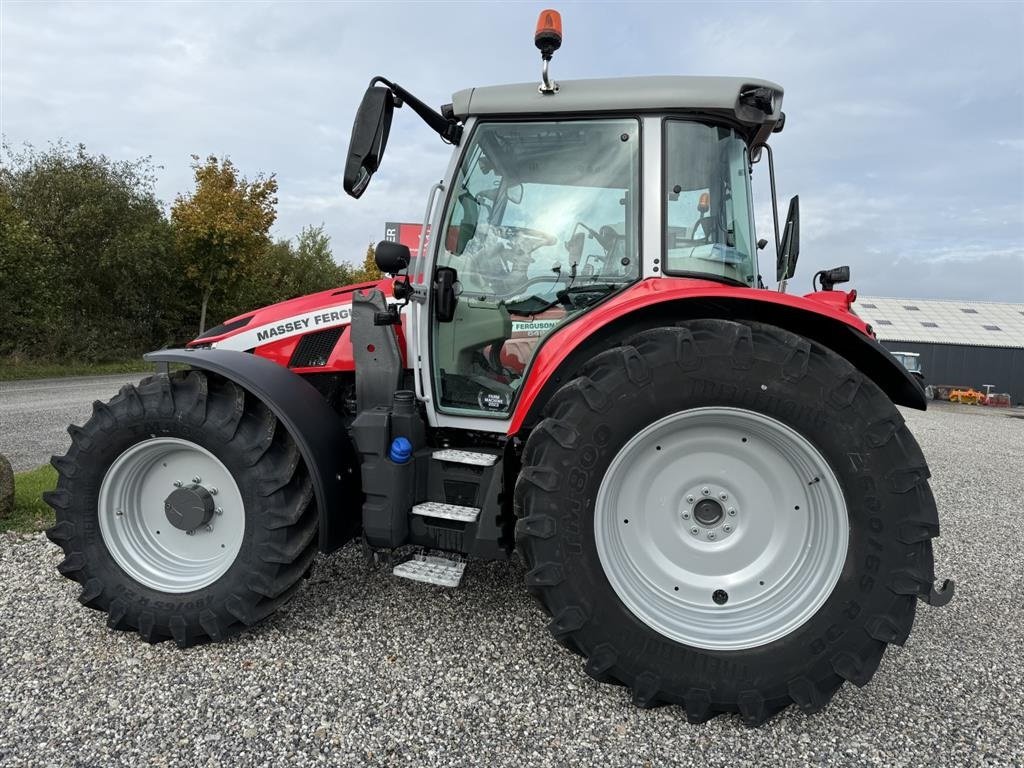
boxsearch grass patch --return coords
[0,358,151,381]
[4,465,58,534]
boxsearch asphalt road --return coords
[1,383,1023,766]
[0,373,146,472]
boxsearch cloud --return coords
[1,0,1022,299]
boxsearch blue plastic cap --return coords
[389,436,413,464]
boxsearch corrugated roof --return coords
[853,297,1024,349]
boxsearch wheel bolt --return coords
[215,507,223,516]
[205,525,213,532]
[192,476,202,484]
[707,531,717,540]
[686,495,695,504]
[690,527,699,536]
[682,512,690,520]
[723,524,732,533]
[209,487,218,496]
[186,530,195,536]
[701,487,710,496]
[728,508,737,516]
[719,492,728,501]
[173,480,183,488]
[116,509,124,517]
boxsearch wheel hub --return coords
[681,483,738,541]
[692,498,723,526]
[164,484,215,532]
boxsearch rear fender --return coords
[144,348,359,553]
[510,283,926,433]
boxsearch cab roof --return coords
[451,75,784,144]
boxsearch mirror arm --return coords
[370,76,463,145]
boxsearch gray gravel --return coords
[1,403,1023,767]
[0,374,145,472]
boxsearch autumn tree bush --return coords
[0,142,365,367]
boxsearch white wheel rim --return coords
[594,407,848,651]
[98,438,245,593]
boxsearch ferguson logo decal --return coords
[211,304,356,351]
[256,318,311,342]
[253,308,352,343]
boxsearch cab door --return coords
[422,117,643,429]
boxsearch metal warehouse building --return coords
[853,297,1024,405]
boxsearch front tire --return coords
[514,320,941,724]
[45,371,319,647]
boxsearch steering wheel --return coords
[486,225,559,278]
[499,226,558,250]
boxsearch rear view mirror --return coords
[343,86,394,199]
[506,182,524,205]
[776,195,800,282]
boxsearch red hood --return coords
[188,278,395,350]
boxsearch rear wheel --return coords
[45,371,319,647]
[515,320,941,724]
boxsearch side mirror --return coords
[343,86,394,199]
[776,195,800,282]
[434,267,458,323]
[375,240,410,275]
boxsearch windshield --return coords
[663,120,757,286]
[438,119,640,303]
[433,119,640,415]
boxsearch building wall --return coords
[880,342,1024,404]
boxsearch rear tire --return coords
[45,370,319,647]
[514,320,941,725]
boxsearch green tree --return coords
[290,224,352,293]
[171,155,278,334]
[0,141,179,360]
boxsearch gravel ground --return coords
[1,403,1022,767]
[0,374,145,472]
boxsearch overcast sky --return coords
[2,1,1022,301]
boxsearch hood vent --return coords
[288,326,345,368]
[194,315,252,340]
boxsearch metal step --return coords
[412,501,480,523]
[432,449,498,467]
[392,554,466,588]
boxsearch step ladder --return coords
[431,449,498,467]
[411,501,480,523]
[391,447,503,587]
[392,552,466,588]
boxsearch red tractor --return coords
[46,11,952,725]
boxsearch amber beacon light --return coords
[535,9,563,94]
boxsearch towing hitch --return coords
[920,577,955,607]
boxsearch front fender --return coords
[144,348,359,553]
[509,279,926,433]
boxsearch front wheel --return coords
[45,371,319,647]
[514,320,941,725]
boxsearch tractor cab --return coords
[344,31,789,424]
